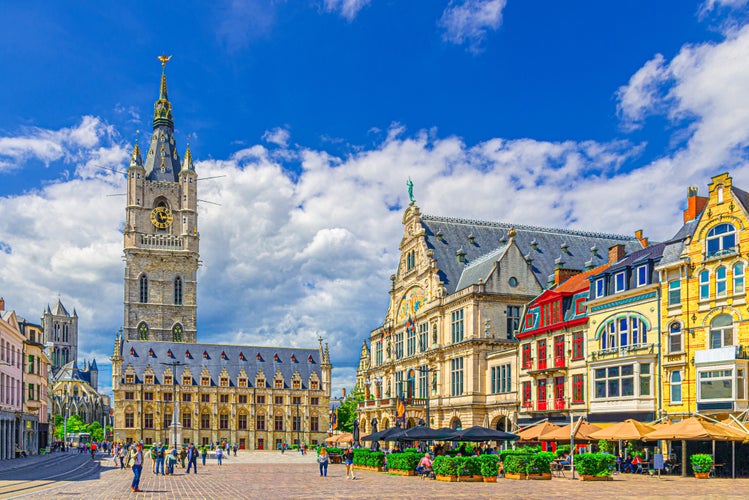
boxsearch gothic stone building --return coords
[111,57,332,448]
[356,201,642,434]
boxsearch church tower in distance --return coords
[123,55,199,343]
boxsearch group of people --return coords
[111,441,212,492]
[316,447,356,479]
[280,442,308,455]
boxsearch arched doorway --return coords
[450,417,462,430]
[406,417,416,429]
[491,415,508,432]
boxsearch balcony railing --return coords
[554,399,566,410]
[554,356,566,368]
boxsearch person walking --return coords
[232,444,237,457]
[216,446,223,467]
[186,444,198,474]
[201,446,207,466]
[344,448,356,479]
[90,441,97,460]
[128,442,144,492]
[166,445,178,475]
[317,447,329,477]
[155,443,165,475]
[179,446,187,469]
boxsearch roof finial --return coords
[153,55,174,129]
[130,129,143,168]
[182,134,194,172]
[407,177,415,205]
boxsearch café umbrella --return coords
[446,425,519,442]
[643,417,747,478]
[517,422,560,442]
[588,419,656,441]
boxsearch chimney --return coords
[683,186,708,223]
[554,268,581,286]
[634,229,649,248]
[608,244,626,264]
[0,297,4,311]
[342,388,347,399]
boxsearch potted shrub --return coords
[433,456,460,481]
[526,452,554,480]
[503,454,530,480]
[386,452,421,476]
[690,454,713,479]
[478,454,500,482]
[575,453,616,481]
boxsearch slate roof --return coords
[732,186,749,213]
[658,218,701,268]
[143,126,181,182]
[555,263,610,293]
[118,339,322,389]
[52,360,94,385]
[606,242,667,272]
[50,299,72,317]
[420,215,641,294]
[455,243,509,291]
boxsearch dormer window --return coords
[167,349,173,358]
[595,278,605,298]
[291,354,297,363]
[636,265,648,287]
[182,376,191,385]
[273,353,280,362]
[201,377,210,386]
[185,350,191,359]
[145,375,154,385]
[203,351,209,359]
[239,352,245,361]
[238,378,248,387]
[274,379,283,389]
[221,351,227,360]
[125,374,135,384]
[220,377,229,387]
[614,272,626,293]
[149,348,155,357]
[308,355,314,363]
[257,353,263,361]
[310,380,319,390]
[164,375,173,385]
[293,379,301,389]
[257,379,265,388]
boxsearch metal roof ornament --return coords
[407,177,415,205]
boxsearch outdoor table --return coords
[711,463,725,478]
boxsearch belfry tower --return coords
[123,55,199,343]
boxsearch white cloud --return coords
[701,0,749,13]
[5,21,749,399]
[616,54,670,131]
[262,126,291,147]
[323,0,371,22]
[438,0,507,53]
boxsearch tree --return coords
[335,386,364,433]
[87,421,104,442]
[54,414,87,439]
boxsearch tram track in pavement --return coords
[0,454,105,499]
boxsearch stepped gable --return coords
[119,339,322,387]
[421,215,641,294]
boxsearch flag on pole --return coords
[331,408,338,430]
[396,395,406,424]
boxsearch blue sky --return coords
[1,0,749,398]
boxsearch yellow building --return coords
[658,173,749,417]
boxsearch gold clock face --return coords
[150,206,173,229]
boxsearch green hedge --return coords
[478,454,500,477]
[555,445,570,458]
[353,449,384,468]
[574,453,616,477]
[503,452,555,475]
[431,456,480,476]
[387,452,422,472]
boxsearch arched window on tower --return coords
[174,277,183,305]
[54,323,60,342]
[138,322,149,341]
[139,274,149,303]
[63,324,69,343]
[172,324,183,343]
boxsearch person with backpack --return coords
[166,445,178,475]
[186,444,198,474]
[216,446,223,467]
[155,443,165,475]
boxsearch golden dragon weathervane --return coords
[158,54,172,67]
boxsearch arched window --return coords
[598,314,649,350]
[174,277,183,306]
[406,369,415,399]
[710,314,733,349]
[699,270,710,300]
[138,322,149,341]
[706,223,736,257]
[139,274,148,303]
[716,266,727,297]
[670,371,682,403]
[734,263,745,295]
[172,324,183,342]
[668,322,682,353]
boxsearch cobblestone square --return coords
[2,451,749,499]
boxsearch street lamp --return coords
[416,366,433,428]
[160,361,186,447]
[295,401,301,448]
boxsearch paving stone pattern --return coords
[10,452,749,499]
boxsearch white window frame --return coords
[636,265,648,287]
[670,371,682,404]
[614,272,626,293]
[733,263,745,295]
[595,278,605,298]
[716,266,727,297]
[699,270,710,300]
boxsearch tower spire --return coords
[182,134,194,172]
[153,54,174,130]
[129,131,143,168]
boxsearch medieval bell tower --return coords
[123,55,199,343]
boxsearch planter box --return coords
[354,465,384,472]
[580,475,613,481]
[483,476,497,482]
[436,474,459,482]
[457,475,482,482]
[505,472,552,480]
[389,469,415,476]
[694,472,710,479]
